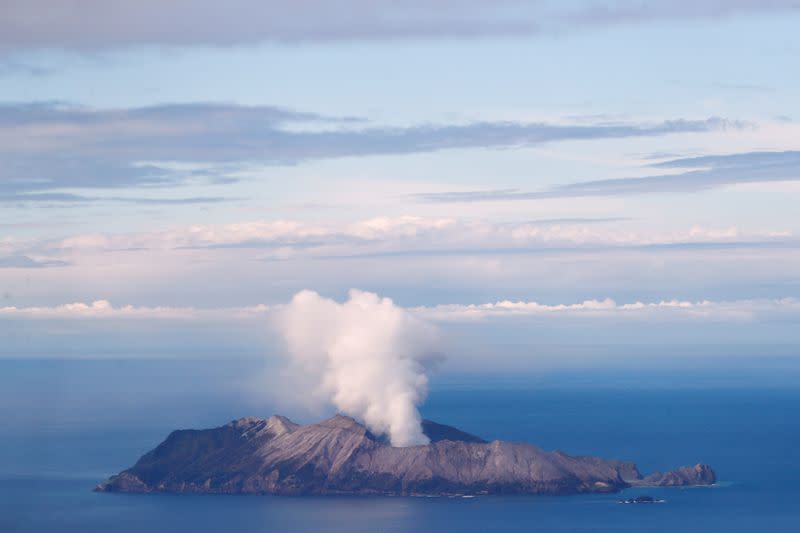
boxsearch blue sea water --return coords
[1,358,799,532]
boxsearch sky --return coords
[2,0,800,366]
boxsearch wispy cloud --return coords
[0,102,739,203]
[0,299,269,319]
[413,297,800,322]
[0,59,53,77]
[1,192,235,206]
[0,0,538,50]
[0,254,68,268]
[3,295,799,324]
[1,1,797,50]
[415,150,800,202]
[565,1,800,29]
[9,216,791,264]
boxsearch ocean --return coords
[1,358,798,532]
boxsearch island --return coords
[96,415,716,496]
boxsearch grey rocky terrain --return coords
[96,415,716,496]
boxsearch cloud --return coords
[412,297,780,322]
[4,294,800,324]
[0,299,269,320]
[0,0,538,50]
[2,217,793,310]
[559,150,800,196]
[0,102,741,202]
[1,1,797,50]
[1,192,235,206]
[0,59,53,77]
[31,216,790,259]
[3,215,796,315]
[415,150,800,201]
[0,254,68,268]
[5,294,800,364]
[565,0,800,27]
[0,101,349,201]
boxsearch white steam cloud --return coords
[278,289,439,447]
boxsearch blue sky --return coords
[2,1,800,365]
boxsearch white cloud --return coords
[3,295,799,324]
[0,300,269,320]
[3,216,793,308]
[412,297,784,322]
[34,216,792,260]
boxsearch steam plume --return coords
[278,289,439,447]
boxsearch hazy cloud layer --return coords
[11,213,789,316]
[0,102,740,202]
[416,150,800,202]
[565,0,800,27]
[0,192,234,206]
[11,216,790,263]
[0,254,67,268]
[0,59,52,77]
[1,1,797,50]
[3,295,799,324]
[413,297,800,322]
[5,295,800,365]
[0,299,270,320]
[3,215,792,313]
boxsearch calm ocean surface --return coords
[1,359,798,532]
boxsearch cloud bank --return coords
[0,102,739,203]
[0,299,270,320]
[5,294,800,365]
[277,289,439,447]
[4,295,800,323]
[1,1,797,50]
[12,215,790,262]
[415,150,800,202]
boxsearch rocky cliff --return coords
[96,415,716,496]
